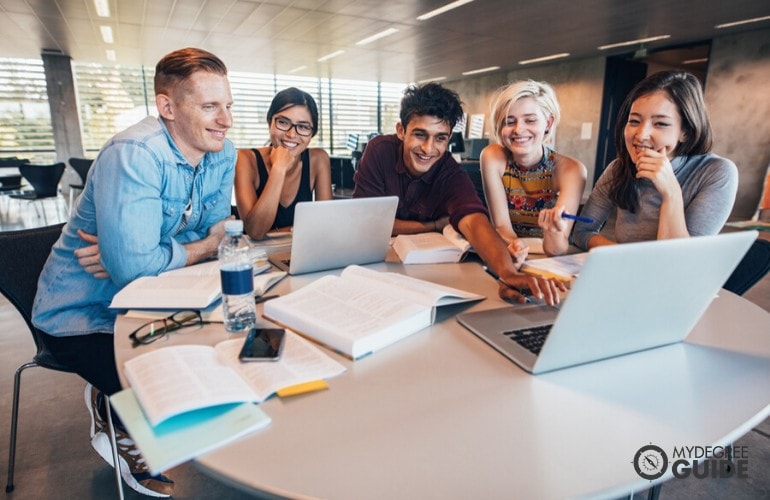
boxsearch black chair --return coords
[9,162,66,223]
[67,157,94,211]
[723,238,770,295]
[0,157,29,214]
[0,224,123,497]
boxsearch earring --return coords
[544,129,550,135]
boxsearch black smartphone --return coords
[238,328,286,362]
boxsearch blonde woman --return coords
[480,80,586,257]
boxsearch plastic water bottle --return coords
[218,220,257,332]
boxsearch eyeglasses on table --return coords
[129,309,212,348]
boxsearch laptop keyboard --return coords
[503,324,553,354]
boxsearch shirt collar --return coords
[670,155,687,174]
[158,117,205,170]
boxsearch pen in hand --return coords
[482,265,534,303]
[562,213,594,224]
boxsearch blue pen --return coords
[562,212,594,224]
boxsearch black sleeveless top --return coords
[253,148,313,230]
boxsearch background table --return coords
[114,262,770,499]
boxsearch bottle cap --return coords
[224,219,244,234]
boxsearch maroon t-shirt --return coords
[353,134,487,231]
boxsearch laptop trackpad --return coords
[506,304,559,330]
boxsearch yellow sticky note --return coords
[276,380,329,398]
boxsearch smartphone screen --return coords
[239,328,286,362]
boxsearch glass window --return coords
[0,58,55,162]
[0,58,405,160]
[74,62,155,155]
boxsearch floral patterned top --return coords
[503,145,557,238]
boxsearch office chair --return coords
[9,162,66,223]
[67,157,94,212]
[723,237,770,295]
[0,157,28,214]
[0,224,124,498]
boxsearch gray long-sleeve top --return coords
[572,153,738,250]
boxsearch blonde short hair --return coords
[489,80,560,144]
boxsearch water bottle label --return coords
[220,265,254,295]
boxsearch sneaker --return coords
[86,383,174,498]
[84,383,107,438]
[91,431,175,498]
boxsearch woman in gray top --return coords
[572,71,738,250]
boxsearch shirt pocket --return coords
[201,191,222,212]
[161,196,186,235]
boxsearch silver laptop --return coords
[457,231,758,374]
[269,196,398,275]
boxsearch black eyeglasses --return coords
[273,116,313,137]
[129,310,210,348]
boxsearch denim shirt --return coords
[33,116,235,337]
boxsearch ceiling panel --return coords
[0,0,767,83]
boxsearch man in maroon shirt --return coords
[354,83,563,305]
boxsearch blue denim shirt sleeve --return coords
[91,122,235,288]
[93,140,185,287]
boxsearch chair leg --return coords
[647,483,662,500]
[104,396,125,500]
[6,361,39,493]
[39,200,48,225]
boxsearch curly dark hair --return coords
[400,83,464,130]
[608,71,713,213]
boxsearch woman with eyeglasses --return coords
[234,87,332,240]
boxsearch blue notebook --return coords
[110,388,271,475]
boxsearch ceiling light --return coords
[519,52,570,65]
[94,0,110,17]
[317,50,345,62]
[462,66,500,76]
[287,65,307,74]
[598,35,671,50]
[356,28,400,46]
[715,15,770,29]
[683,58,708,65]
[417,0,474,21]
[100,26,114,44]
[417,76,447,84]
[106,49,116,61]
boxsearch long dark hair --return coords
[266,87,320,137]
[608,71,713,212]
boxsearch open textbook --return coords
[110,259,284,310]
[393,225,472,264]
[520,252,588,282]
[123,330,346,427]
[263,265,484,359]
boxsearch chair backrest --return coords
[0,223,64,334]
[18,162,66,197]
[723,238,770,295]
[68,157,94,184]
[0,157,30,168]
